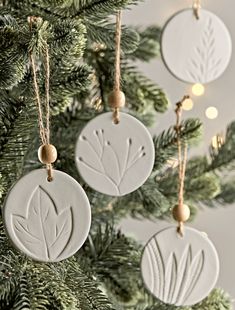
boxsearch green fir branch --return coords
[122,66,169,113]
[86,21,140,54]
[79,224,141,304]
[210,121,235,170]
[0,94,37,201]
[128,26,161,61]
[153,118,202,170]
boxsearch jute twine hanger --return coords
[193,0,201,20]
[28,16,57,181]
[108,11,126,124]
[172,96,191,236]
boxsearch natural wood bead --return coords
[108,90,125,108]
[172,204,190,222]
[38,144,57,164]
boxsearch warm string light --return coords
[205,106,218,119]
[192,83,205,96]
[182,98,194,111]
[211,134,224,149]
[190,84,220,119]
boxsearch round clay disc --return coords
[75,112,155,196]
[141,226,219,306]
[161,9,232,84]
[3,169,91,262]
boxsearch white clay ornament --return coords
[75,112,155,196]
[161,9,232,84]
[3,169,91,262]
[141,226,219,306]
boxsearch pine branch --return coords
[64,258,115,310]
[30,263,78,309]
[210,121,235,170]
[133,289,231,310]
[86,21,140,54]
[153,118,202,170]
[61,0,140,18]
[0,276,17,309]
[0,15,28,89]
[0,94,37,201]
[6,0,140,20]
[122,66,169,113]
[128,26,161,61]
[212,181,235,205]
[12,274,30,310]
[192,289,232,310]
[79,224,142,304]
[0,227,114,310]
[126,178,170,218]
[50,19,86,66]
[51,64,93,99]
[185,173,221,201]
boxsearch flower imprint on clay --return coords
[77,129,146,195]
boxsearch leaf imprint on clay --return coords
[146,240,205,305]
[12,186,73,260]
[187,17,222,83]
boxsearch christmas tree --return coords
[0,0,234,309]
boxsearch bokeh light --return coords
[205,107,218,119]
[192,83,205,96]
[211,134,224,149]
[182,98,194,111]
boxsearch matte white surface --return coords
[141,226,219,306]
[76,112,155,196]
[3,169,91,262]
[161,9,232,84]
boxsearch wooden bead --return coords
[108,90,125,109]
[38,144,57,164]
[172,204,190,222]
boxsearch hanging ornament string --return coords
[44,42,51,145]
[193,0,201,20]
[28,17,55,181]
[173,96,191,236]
[114,11,121,94]
[108,11,126,124]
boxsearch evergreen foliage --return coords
[0,0,234,309]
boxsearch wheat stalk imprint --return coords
[77,129,146,195]
[187,18,222,83]
[145,240,205,306]
[12,186,73,261]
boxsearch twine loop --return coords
[113,10,122,124]
[177,222,184,237]
[174,96,190,236]
[28,17,53,180]
[193,0,201,20]
[113,108,120,125]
